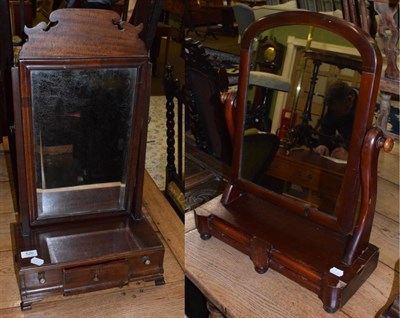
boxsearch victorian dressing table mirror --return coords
[194,11,394,312]
[11,9,164,310]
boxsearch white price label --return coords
[21,250,38,259]
[30,257,44,266]
[329,267,344,277]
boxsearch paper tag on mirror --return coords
[21,250,38,259]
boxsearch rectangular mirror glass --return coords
[31,67,137,219]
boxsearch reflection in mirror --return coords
[31,68,137,218]
[240,25,361,215]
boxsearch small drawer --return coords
[22,269,62,290]
[63,260,129,295]
[127,252,164,279]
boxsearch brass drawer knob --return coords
[38,273,46,284]
[142,256,151,265]
[93,272,100,282]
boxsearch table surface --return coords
[185,143,399,318]
[0,162,184,317]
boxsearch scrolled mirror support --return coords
[343,127,392,265]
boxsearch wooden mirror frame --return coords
[224,11,382,234]
[15,57,149,230]
[195,11,394,312]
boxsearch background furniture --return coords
[0,0,15,139]
[0,0,23,207]
[184,0,235,40]
[341,0,399,138]
[129,0,164,50]
[151,22,172,76]
[164,65,185,217]
[163,60,230,216]
[232,2,255,40]
[183,38,232,164]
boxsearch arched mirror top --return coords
[240,11,381,74]
[223,11,382,234]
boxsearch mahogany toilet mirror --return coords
[194,11,394,312]
[11,9,164,310]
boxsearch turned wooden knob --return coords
[379,137,394,153]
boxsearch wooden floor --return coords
[0,139,184,317]
[185,141,399,317]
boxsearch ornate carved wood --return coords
[183,38,232,163]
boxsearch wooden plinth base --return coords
[194,195,379,313]
[12,215,165,310]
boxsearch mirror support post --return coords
[343,128,393,265]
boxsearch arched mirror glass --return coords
[238,23,365,222]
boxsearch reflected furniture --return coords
[284,49,362,150]
[264,148,346,213]
[11,9,164,310]
[194,11,394,312]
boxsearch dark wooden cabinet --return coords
[11,9,164,310]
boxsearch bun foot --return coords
[200,233,211,240]
[323,305,338,313]
[255,266,268,274]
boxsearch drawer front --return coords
[127,251,165,280]
[22,269,62,290]
[63,260,129,295]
